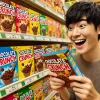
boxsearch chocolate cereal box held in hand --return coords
[43,47,83,88]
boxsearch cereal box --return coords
[40,14,48,36]
[0,0,16,33]
[47,17,53,37]
[56,22,62,38]
[16,4,29,34]
[42,76,50,98]
[1,92,19,100]
[17,46,34,80]
[43,48,83,88]
[29,9,40,35]
[31,80,44,100]
[18,85,33,100]
[34,45,45,73]
[52,19,56,37]
[0,46,18,88]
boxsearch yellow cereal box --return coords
[31,80,44,100]
[17,46,34,80]
[47,17,53,37]
[52,19,56,37]
[29,9,40,35]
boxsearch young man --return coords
[49,1,100,100]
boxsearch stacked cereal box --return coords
[0,0,16,33]
[16,4,29,34]
[31,80,44,100]
[40,14,48,36]
[34,45,46,73]
[1,93,19,100]
[52,19,56,37]
[17,85,33,100]
[29,9,40,35]
[0,46,18,88]
[17,46,34,80]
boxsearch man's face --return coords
[67,17,99,54]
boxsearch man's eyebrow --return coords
[78,19,87,22]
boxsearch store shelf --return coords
[0,32,71,43]
[0,69,49,99]
[45,90,58,100]
[11,0,65,24]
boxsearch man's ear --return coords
[97,25,100,35]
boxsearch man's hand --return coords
[69,76,100,100]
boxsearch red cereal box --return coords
[16,4,29,34]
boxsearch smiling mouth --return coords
[74,39,86,46]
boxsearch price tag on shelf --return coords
[0,34,2,38]
[33,76,37,81]
[5,34,21,39]
[24,35,34,40]
[6,84,18,94]
[35,36,43,41]
[44,37,50,41]
[35,1,44,8]
[39,73,43,78]
[25,78,32,85]
[63,39,67,42]
[57,38,62,42]
[50,38,57,41]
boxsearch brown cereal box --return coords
[29,9,40,35]
[17,46,34,80]
[31,80,44,100]
[34,45,46,73]
[0,0,16,33]
[43,48,83,88]
[16,4,29,34]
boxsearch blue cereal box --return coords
[43,48,83,88]
[0,46,18,88]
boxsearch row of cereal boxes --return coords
[36,0,64,16]
[1,76,53,100]
[0,44,62,88]
[0,0,67,38]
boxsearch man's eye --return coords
[79,24,86,28]
[68,27,73,31]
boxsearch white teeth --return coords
[75,40,85,43]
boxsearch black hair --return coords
[66,2,100,40]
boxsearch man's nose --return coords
[72,27,81,38]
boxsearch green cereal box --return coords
[40,14,48,36]
[18,85,33,100]
[0,46,18,88]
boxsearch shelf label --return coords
[24,35,34,40]
[57,38,62,42]
[25,78,32,85]
[6,85,18,94]
[35,36,43,41]
[1,90,6,97]
[5,34,21,39]
[50,38,57,41]
[34,76,37,81]
[0,34,2,38]
[44,37,50,41]
[39,73,43,78]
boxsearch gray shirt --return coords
[69,54,100,100]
